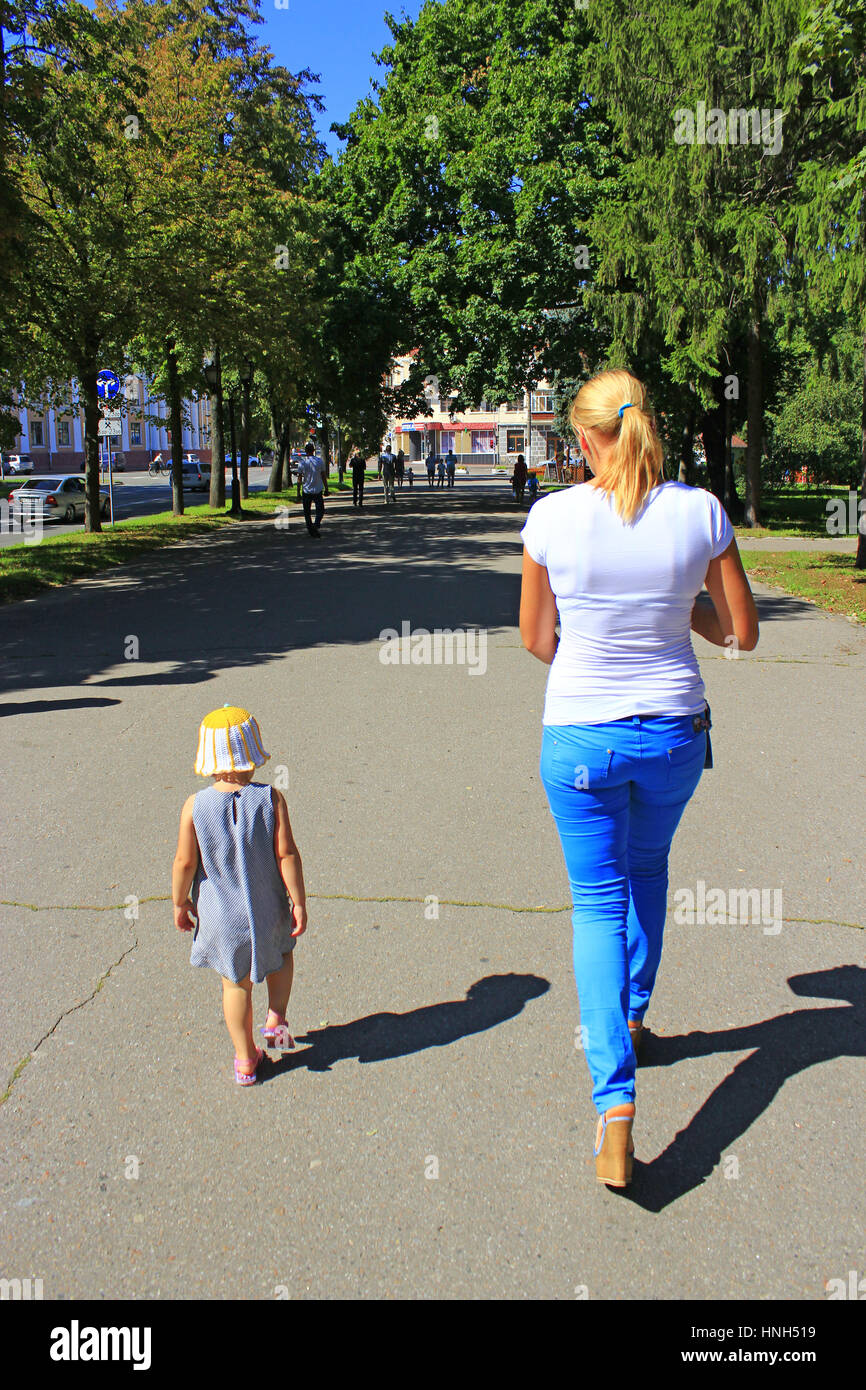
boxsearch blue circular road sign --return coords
[97,370,121,401]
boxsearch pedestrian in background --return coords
[426,452,436,488]
[380,446,396,505]
[513,453,528,504]
[348,445,366,508]
[446,450,456,488]
[395,449,405,488]
[296,441,328,537]
[173,705,307,1085]
[436,456,446,488]
[519,367,758,1189]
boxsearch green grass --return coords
[742,550,866,623]
[0,488,315,604]
[730,484,852,538]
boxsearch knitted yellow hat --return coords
[194,705,270,776]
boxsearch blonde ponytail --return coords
[569,369,664,524]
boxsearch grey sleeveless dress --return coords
[190,783,295,983]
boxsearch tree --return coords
[581,0,835,525]
[327,0,618,413]
[6,0,149,529]
[788,0,866,563]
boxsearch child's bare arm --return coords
[272,789,307,936]
[172,795,199,931]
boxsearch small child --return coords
[407,466,414,488]
[173,705,307,1085]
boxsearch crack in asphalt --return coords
[0,930,139,1107]
[1,894,862,930]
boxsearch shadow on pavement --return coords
[258,973,550,1078]
[620,964,865,1212]
[751,593,832,622]
[0,503,525,697]
[0,697,122,716]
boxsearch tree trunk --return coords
[700,402,726,503]
[267,436,283,493]
[208,343,226,509]
[240,380,250,500]
[278,425,290,492]
[678,406,695,484]
[857,328,866,570]
[723,391,736,515]
[80,368,102,533]
[744,308,762,527]
[318,415,331,477]
[167,339,184,516]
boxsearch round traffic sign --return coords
[97,370,121,401]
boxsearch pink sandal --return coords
[234,1046,264,1085]
[260,1014,295,1050]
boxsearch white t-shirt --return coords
[296,455,327,494]
[520,481,734,724]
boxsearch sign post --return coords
[96,371,121,526]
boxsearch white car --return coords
[1,452,35,476]
[9,475,111,522]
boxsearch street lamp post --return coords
[239,359,252,500]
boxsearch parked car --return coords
[9,475,111,521]
[1,452,35,475]
[181,460,211,491]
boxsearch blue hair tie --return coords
[618,403,634,418]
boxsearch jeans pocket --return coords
[665,733,706,782]
[561,744,614,790]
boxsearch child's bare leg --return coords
[265,952,294,1026]
[222,974,256,1068]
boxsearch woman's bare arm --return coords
[519,548,560,664]
[691,540,760,652]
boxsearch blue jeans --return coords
[539,716,706,1114]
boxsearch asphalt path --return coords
[0,483,863,1301]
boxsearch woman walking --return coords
[519,369,758,1187]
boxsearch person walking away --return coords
[519,368,759,1188]
[407,465,414,488]
[426,452,436,488]
[395,449,405,488]
[513,452,528,503]
[380,446,396,505]
[172,705,307,1085]
[437,455,446,488]
[296,441,328,537]
[446,450,456,488]
[526,471,539,505]
[349,445,366,508]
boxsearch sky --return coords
[255,0,425,159]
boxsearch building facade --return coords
[385,353,572,469]
[8,377,213,470]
